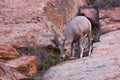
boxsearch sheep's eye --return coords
[64,49,67,51]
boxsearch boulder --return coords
[43,30,120,80]
[80,8,99,36]
[0,44,20,60]
[100,23,120,34]
[0,23,53,48]
[99,7,120,26]
[92,0,120,10]
[99,7,120,34]
[5,56,39,76]
[44,0,88,33]
[80,8,99,26]
[0,62,27,80]
[90,0,99,5]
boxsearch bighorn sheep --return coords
[52,16,92,59]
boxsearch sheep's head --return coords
[52,35,66,59]
[52,37,73,61]
[63,41,72,58]
[51,26,72,60]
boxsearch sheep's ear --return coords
[51,35,63,47]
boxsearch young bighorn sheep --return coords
[52,16,92,59]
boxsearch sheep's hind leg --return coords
[88,32,92,56]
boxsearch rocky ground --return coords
[0,0,120,80]
[43,30,120,80]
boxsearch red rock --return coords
[0,44,20,60]
[0,62,27,80]
[0,0,88,49]
[13,71,28,80]
[5,56,39,77]
[90,0,99,5]
[99,7,120,34]
[44,0,88,34]
[80,8,99,26]
[100,23,120,34]
[99,7,120,26]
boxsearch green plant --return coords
[92,35,100,43]
[41,55,61,70]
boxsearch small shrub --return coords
[92,35,100,43]
[41,55,61,70]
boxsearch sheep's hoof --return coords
[69,57,76,60]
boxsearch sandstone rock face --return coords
[0,0,88,78]
[43,30,120,80]
[92,0,120,10]
[1,0,120,79]
[44,0,88,34]
[99,7,120,34]
[0,23,54,47]
[0,44,20,60]
[0,62,27,80]
[0,0,53,48]
[100,23,120,34]
[0,0,88,48]
[5,56,38,76]
[0,62,17,80]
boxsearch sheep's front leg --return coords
[88,46,92,56]
[69,43,77,60]
[80,45,84,58]
[80,37,84,58]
